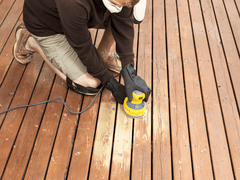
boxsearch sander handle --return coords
[131,90,145,104]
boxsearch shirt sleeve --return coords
[56,1,112,85]
[110,7,135,68]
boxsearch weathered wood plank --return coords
[234,0,240,14]
[1,62,55,180]
[152,0,171,179]
[0,0,16,25]
[109,24,138,180]
[191,0,239,178]
[177,0,214,179]
[0,55,43,176]
[210,0,240,108]
[67,95,101,180]
[131,0,152,179]
[191,0,235,179]
[222,0,240,52]
[109,104,132,180]
[166,0,193,178]
[23,76,67,180]
[0,17,23,85]
[45,91,83,179]
[0,59,25,126]
[88,88,117,180]
[0,0,23,52]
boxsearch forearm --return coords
[70,38,112,85]
[111,7,135,68]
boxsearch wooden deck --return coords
[0,0,240,179]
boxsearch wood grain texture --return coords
[0,0,16,24]
[109,23,139,180]
[177,0,213,179]
[0,54,43,176]
[210,0,240,108]
[131,0,152,179]
[152,0,171,179]
[166,0,193,178]
[2,62,55,180]
[88,89,117,180]
[0,60,25,125]
[67,95,101,180]
[46,91,83,180]
[191,0,235,178]
[0,18,23,85]
[24,76,67,180]
[190,0,239,178]
[234,0,240,14]
[222,0,240,52]
[110,104,133,180]
[0,0,23,51]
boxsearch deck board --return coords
[0,0,240,179]
[46,90,83,180]
[2,62,55,180]
[131,0,152,178]
[166,0,193,178]
[200,0,239,178]
[210,0,240,108]
[0,55,44,176]
[223,0,240,52]
[177,0,213,179]
[0,17,23,84]
[152,0,172,179]
[235,0,240,14]
[198,0,240,176]
[24,76,67,180]
[0,0,23,51]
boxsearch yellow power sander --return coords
[123,90,147,118]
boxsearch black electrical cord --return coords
[0,85,104,115]
[0,74,121,115]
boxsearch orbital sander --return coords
[123,90,147,118]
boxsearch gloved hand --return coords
[121,63,151,102]
[105,76,126,104]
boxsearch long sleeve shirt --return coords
[23,0,134,84]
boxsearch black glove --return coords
[105,77,126,104]
[121,63,151,102]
